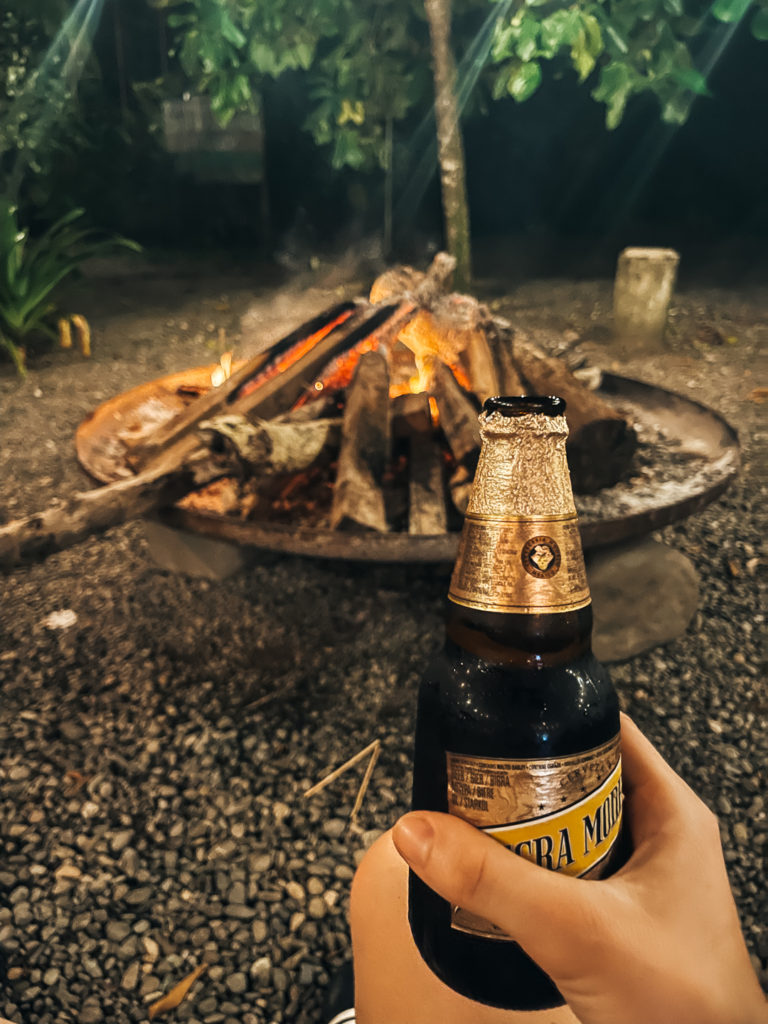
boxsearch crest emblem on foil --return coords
[521,536,561,578]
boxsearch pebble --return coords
[307,897,326,920]
[121,962,140,990]
[226,972,248,994]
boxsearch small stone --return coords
[121,962,140,990]
[733,822,749,845]
[226,971,248,994]
[285,881,305,902]
[13,903,33,927]
[248,853,271,874]
[228,881,246,904]
[225,904,256,920]
[273,802,291,822]
[250,957,271,984]
[43,967,60,986]
[307,897,326,920]
[125,886,153,906]
[79,1003,102,1024]
[251,920,268,944]
[106,920,131,943]
[717,795,733,816]
[322,818,347,840]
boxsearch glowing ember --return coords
[238,310,354,399]
[295,336,379,406]
[210,351,233,388]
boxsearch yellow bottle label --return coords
[448,513,591,615]
[446,735,622,939]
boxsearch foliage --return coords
[0,199,140,376]
[160,0,432,171]
[485,0,767,130]
[164,0,766,162]
[0,0,96,208]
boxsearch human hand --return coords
[393,714,767,1024]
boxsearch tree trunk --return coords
[424,0,472,291]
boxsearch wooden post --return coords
[613,247,680,351]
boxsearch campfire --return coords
[0,252,740,570]
[120,253,638,540]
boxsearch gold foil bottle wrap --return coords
[449,409,591,613]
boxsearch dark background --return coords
[69,3,768,281]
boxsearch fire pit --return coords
[74,257,740,564]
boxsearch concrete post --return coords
[613,247,680,351]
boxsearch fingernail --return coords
[393,814,434,868]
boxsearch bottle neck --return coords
[448,408,591,620]
[446,601,594,669]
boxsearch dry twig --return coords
[304,739,382,826]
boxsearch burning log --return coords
[396,394,448,536]
[491,324,528,397]
[128,301,357,472]
[0,417,341,568]
[430,358,481,466]
[330,350,391,532]
[510,337,637,493]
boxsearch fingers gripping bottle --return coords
[409,396,625,1010]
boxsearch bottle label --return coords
[446,735,622,939]
[448,514,591,615]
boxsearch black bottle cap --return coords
[483,395,567,417]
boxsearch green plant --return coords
[0,199,140,375]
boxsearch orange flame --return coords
[211,351,233,388]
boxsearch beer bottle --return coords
[409,395,624,1011]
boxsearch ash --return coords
[0,267,766,1023]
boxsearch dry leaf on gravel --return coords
[148,963,208,1020]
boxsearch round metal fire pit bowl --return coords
[76,370,740,564]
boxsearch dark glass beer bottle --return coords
[409,395,624,1011]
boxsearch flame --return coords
[211,351,233,388]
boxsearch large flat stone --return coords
[588,538,700,662]
[142,519,251,580]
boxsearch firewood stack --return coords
[0,253,638,567]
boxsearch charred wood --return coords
[511,337,637,493]
[330,350,391,532]
[430,359,481,466]
[400,394,448,535]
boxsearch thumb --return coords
[393,811,610,978]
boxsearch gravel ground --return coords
[0,258,766,1023]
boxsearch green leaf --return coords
[662,0,684,15]
[711,0,752,22]
[661,91,693,123]
[515,19,539,62]
[592,61,634,129]
[294,40,314,69]
[752,7,768,37]
[219,13,246,49]
[581,13,604,57]
[571,33,596,81]
[491,22,518,62]
[671,67,711,95]
[539,10,581,55]
[507,60,542,102]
